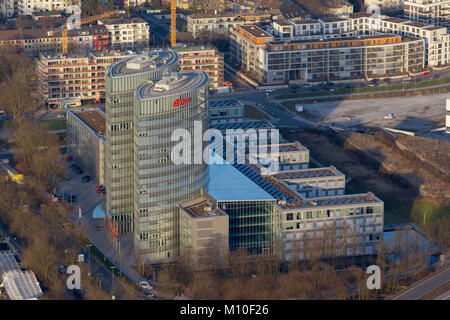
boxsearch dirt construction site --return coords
[296,92,448,132]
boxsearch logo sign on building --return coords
[108,218,118,239]
[173,97,191,108]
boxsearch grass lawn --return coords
[244,105,270,120]
[39,120,67,131]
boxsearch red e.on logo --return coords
[173,97,191,107]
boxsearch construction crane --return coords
[171,0,182,48]
[49,10,120,54]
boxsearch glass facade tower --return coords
[133,71,210,263]
[105,50,179,234]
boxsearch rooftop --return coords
[209,99,243,108]
[207,152,275,202]
[180,196,227,218]
[138,71,207,99]
[349,12,372,19]
[382,17,409,24]
[109,50,177,77]
[210,121,274,131]
[273,167,343,180]
[267,34,403,46]
[320,17,349,23]
[71,109,106,137]
[99,16,147,25]
[256,142,308,153]
[237,25,274,38]
[232,159,381,209]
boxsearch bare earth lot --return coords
[297,93,448,131]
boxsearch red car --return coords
[95,185,104,191]
[423,72,430,76]
[63,156,73,162]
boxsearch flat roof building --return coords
[67,108,106,186]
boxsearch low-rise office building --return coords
[179,196,229,269]
[273,166,346,198]
[37,51,131,107]
[67,108,106,186]
[209,99,244,120]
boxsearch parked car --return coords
[139,280,153,291]
[63,156,73,162]
[56,192,70,201]
[99,189,106,196]
[95,185,104,191]
[82,175,90,183]
[303,83,312,88]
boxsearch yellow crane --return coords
[49,10,120,54]
[171,0,182,48]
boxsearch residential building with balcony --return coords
[37,51,131,107]
[175,44,224,89]
[404,0,450,26]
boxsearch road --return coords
[392,267,450,300]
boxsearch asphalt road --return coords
[392,267,450,300]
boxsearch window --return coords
[366,207,373,214]
[287,213,293,221]
[297,212,303,220]
[286,222,294,230]
[306,211,313,219]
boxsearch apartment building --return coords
[0,25,110,57]
[209,99,244,120]
[0,0,14,17]
[261,34,425,84]
[404,0,450,25]
[187,11,272,39]
[229,25,274,83]
[175,44,224,89]
[98,16,149,50]
[66,108,106,186]
[37,51,130,107]
[17,0,80,15]
[349,12,450,68]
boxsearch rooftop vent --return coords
[153,73,188,92]
[126,54,157,70]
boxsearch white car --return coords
[265,89,274,93]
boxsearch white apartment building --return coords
[17,0,80,16]
[364,0,403,12]
[404,0,450,25]
[0,0,14,17]
[271,13,450,68]
[98,16,150,50]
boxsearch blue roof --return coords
[207,153,275,202]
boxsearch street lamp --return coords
[110,266,116,300]
[86,244,92,276]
